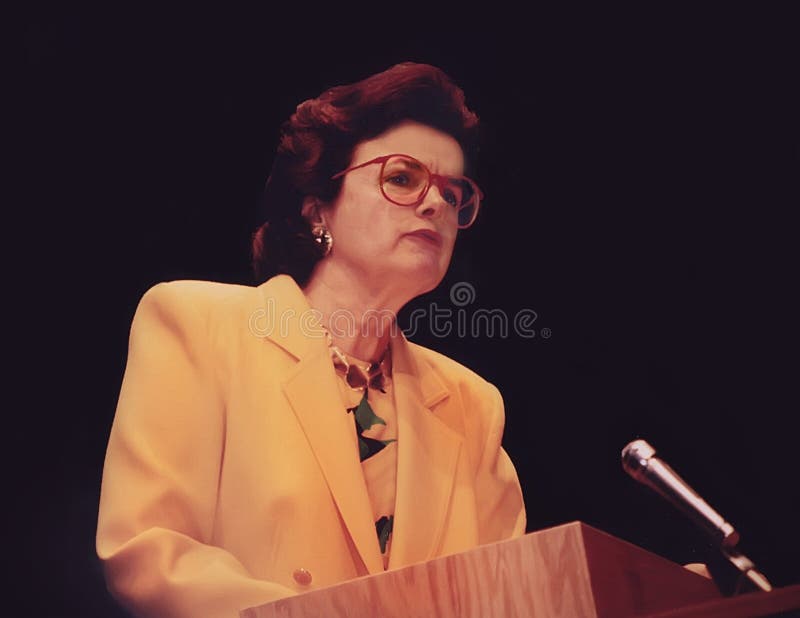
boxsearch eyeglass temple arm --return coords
[330,156,392,180]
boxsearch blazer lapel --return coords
[257,276,384,574]
[283,351,385,574]
[255,275,463,572]
[389,332,463,569]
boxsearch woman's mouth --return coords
[405,229,443,246]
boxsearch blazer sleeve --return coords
[96,282,296,618]
[473,382,527,545]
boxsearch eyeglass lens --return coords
[380,156,477,227]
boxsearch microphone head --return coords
[621,439,656,479]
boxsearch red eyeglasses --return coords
[331,153,483,229]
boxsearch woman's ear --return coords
[301,197,325,227]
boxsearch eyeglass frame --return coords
[330,153,484,229]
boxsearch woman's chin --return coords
[400,256,447,280]
[404,264,447,295]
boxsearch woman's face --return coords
[320,120,464,298]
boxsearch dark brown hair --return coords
[251,62,480,286]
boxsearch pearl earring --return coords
[312,226,333,256]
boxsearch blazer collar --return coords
[257,274,462,573]
[255,274,320,361]
[255,274,452,406]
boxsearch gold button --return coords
[293,568,312,586]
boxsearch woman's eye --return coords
[386,174,410,186]
[442,189,459,206]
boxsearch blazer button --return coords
[293,568,312,586]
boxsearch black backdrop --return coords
[19,6,799,616]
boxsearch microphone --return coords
[621,439,772,592]
[621,439,739,547]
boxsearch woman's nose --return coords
[414,185,450,220]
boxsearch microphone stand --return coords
[722,546,773,595]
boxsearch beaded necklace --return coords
[323,328,392,393]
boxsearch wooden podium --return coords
[241,521,800,617]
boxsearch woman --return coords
[96,62,527,618]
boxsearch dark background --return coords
[19,6,798,616]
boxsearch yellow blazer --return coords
[97,274,526,618]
